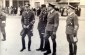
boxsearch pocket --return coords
[20,29,25,36]
[1,23,6,27]
[29,31,33,36]
[66,26,74,34]
[73,37,78,43]
[51,34,56,40]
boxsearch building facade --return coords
[0,0,45,8]
[0,0,85,16]
[0,0,83,8]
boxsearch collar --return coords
[26,10,31,13]
[69,12,74,16]
[50,9,54,13]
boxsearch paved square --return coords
[0,15,85,55]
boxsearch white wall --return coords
[9,0,13,7]
[80,0,85,5]
[0,0,2,8]
[80,0,85,17]
[3,0,6,8]
[30,0,44,8]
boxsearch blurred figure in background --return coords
[20,6,24,15]
[0,11,6,41]
[75,6,81,16]
[17,6,20,15]
[14,7,17,15]
[37,7,41,16]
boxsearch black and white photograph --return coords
[0,0,85,55]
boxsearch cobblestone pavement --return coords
[0,15,85,55]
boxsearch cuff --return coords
[2,21,6,23]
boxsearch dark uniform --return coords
[0,12,6,41]
[36,4,47,51]
[66,5,79,55]
[44,3,59,55]
[75,7,81,16]
[20,4,35,52]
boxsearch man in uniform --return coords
[36,4,47,51]
[0,12,6,41]
[66,5,79,55]
[20,4,35,52]
[43,3,59,55]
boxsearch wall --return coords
[30,0,44,8]
[80,0,85,17]
[0,0,2,8]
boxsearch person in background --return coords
[17,6,20,15]
[20,6,24,15]
[75,6,81,16]
[0,11,6,41]
[37,7,41,16]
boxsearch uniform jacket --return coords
[45,9,59,32]
[21,10,35,30]
[38,8,47,30]
[0,15,6,28]
[66,12,79,34]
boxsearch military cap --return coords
[68,5,76,10]
[25,4,30,7]
[54,6,59,11]
[41,4,46,8]
[48,3,55,8]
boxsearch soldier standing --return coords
[43,3,59,55]
[66,5,79,55]
[0,12,6,41]
[36,4,47,51]
[20,4,35,52]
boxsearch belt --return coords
[67,25,74,27]
[67,24,74,27]
[48,22,54,24]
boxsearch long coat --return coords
[0,15,6,32]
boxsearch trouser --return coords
[21,29,33,50]
[1,27,6,40]
[45,31,56,53]
[67,34,77,55]
[38,30,44,49]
